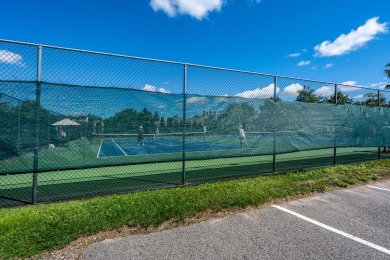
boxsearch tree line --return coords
[294,89,390,107]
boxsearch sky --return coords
[1,0,390,101]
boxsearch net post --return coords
[378,89,381,159]
[333,83,337,165]
[181,64,187,185]
[32,45,42,204]
[272,76,277,173]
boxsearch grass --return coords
[1,159,390,259]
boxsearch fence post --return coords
[32,45,42,204]
[378,89,381,159]
[333,84,337,165]
[272,76,277,173]
[182,64,187,185]
[17,103,21,155]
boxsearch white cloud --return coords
[314,86,334,97]
[338,81,359,92]
[150,0,225,20]
[369,82,385,87]
[314,17,388,57]
[154,104,167,109]
[323,63,334,69]
[281,83,303,97]
[142,84,171,93]
[0,50,23,65]
[341,81,357,86]
[248,0,262,4]
[312,83,360,97]
[187,96,208,104]
[287,53,300,58]
[338,85,357,92]
[297,60,310,66]
[369,81,389,89]
[235,84,280,99]
[158,87,170,93]
[143,84,157,92]
[312,83,359,96]
[215,96,229,102]
[353,94,364,99]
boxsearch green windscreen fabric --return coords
[1,80,390,174]
[260,100,390,152]
[0,93,22,157]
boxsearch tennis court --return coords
[98,134,240,158]
[97,132,352,158]
[97,132,273,158]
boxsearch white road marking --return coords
[367,186,390,192]
[112,138,128,156]
[272,205,390,255]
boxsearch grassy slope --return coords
[1,159,390,258]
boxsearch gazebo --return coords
[51,118,81,142]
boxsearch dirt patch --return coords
[292,177,329,185]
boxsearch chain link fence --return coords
[1,39,390,207]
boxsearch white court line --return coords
[368,186,390,192]
[272,205,390,255]
[97,139,104,158]
[111,138,128,156]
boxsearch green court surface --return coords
[1,142,389,207]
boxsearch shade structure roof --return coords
[52,118,81,126]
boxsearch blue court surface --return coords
[97,136,242,158]
[97,135,362,158]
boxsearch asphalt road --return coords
[83,180,390,259]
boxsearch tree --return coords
[385,62,390,89]
[296,89,322,103]
[152,111,160,123]
[268,96,281,101]
[224,103,256,130]
[325,91,353,105]
[138,107,153,133]
[105,108,138,133]
[354,93,386,107]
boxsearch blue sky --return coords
[1,0,390,100]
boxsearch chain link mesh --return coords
[1,39,390,207]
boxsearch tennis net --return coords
[93,131,206,142]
